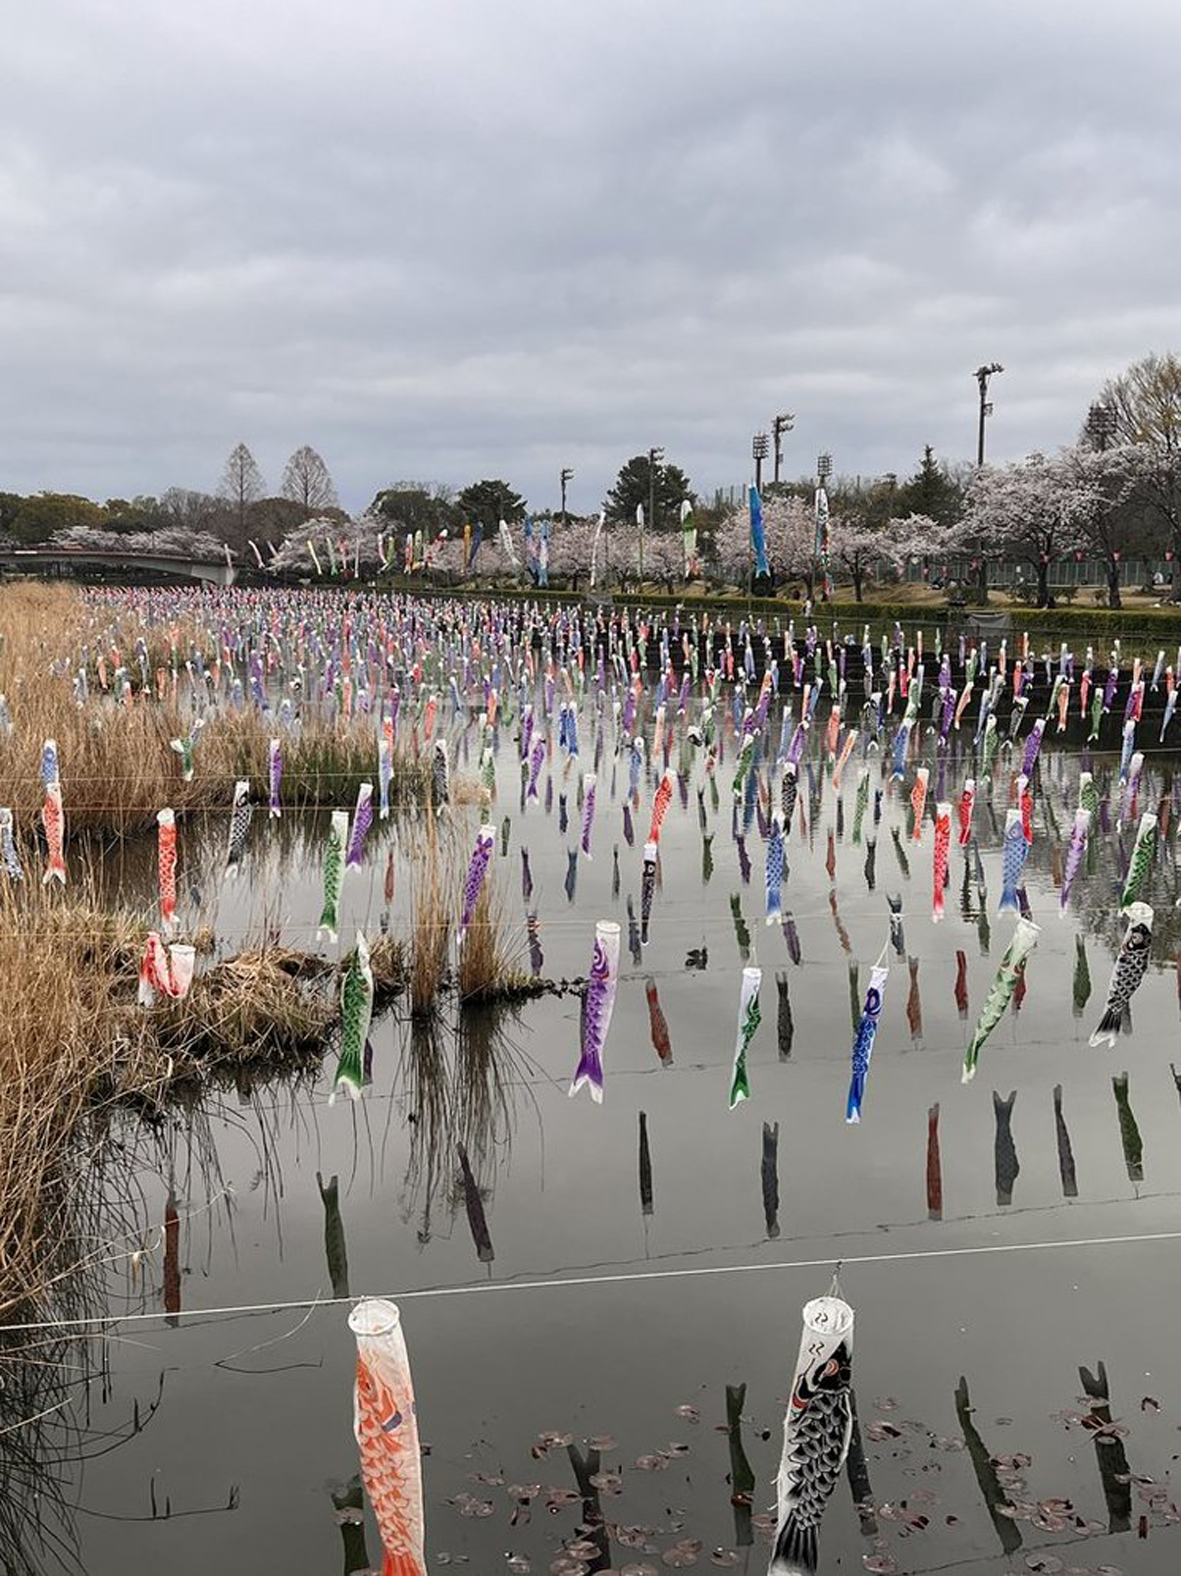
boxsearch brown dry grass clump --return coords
[409,821,452,1017]
[0,875,336,1317]
[457,879,533,1004]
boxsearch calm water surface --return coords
[10,706,1181,1576]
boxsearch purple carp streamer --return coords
[963,917,1039,1082]
[845,960,889,1123]
[580,771,597,857]
[770,1288,855,1576]
[347,782,375,869]
[569,920,620,1103]
[459,821,495,944]
[1059,806,1091,914]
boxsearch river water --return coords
[6,701,1181,1576]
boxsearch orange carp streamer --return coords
[157,808,178,934]
[647,768,674,845]
[42,783,66,886]
[350,1299,426,1576]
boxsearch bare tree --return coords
[1100,353,1181,579]
[218,442,265,549]
[159,486,220,534]
[281,445,338,519]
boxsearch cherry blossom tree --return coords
[269,513,385,576]
[50,524,225,558]
[710,495,814,591]
[829,515,938,601]
[959,452,1091,608]
[1062,441,1144,609]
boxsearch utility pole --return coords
[752,432,769,493]
[644,446,663,584]
[560,467,574,529]
[772,412,794,485]
[975,363,1003,466]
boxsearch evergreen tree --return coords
[896,446,966,528]
[604,454,693,528]
[455,478,526,526]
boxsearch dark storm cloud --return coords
[3,0,1179,512]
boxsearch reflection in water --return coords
[1052,1085,1078,1199]
[775,972,793,1060]
[329,1474,371,1575]
[638,1112,654,1219]
[926,1103,942,1220]
[887,894,905,958]
[729,894,751,964]
[906,957,922,1044]
[1112,1072,1144,1182]
[397,1007,531,1254]
[317,1172,351,1297]
[723,1383,755,1548]
[846,960,859,1034]
[1078,1360,1133,1533]
[993,1090,1019,1207]
[645,979,672,1066]
[761,1121,780,1240]
[566,1441,611,1573]
[844,1387,878,1538]
[955,1375,1023,1556]
[1073,935,1092,1018]
[953,949,968,1019]
[164,1189,181,1327]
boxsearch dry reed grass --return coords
[409,820,452,1017]
[0,582,428,839]
[0,873,335,1317]
[457,878,534,1004]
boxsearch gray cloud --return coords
[3,0,1180,513]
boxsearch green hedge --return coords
[370,576,1181,645]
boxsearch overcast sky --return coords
[3,0,1179,514]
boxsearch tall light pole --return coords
[975,362,1003,466]
[560,467,574,528]
[815,452,833,602]
[1085,401,1116,453]
[1086,400,1120,608]
[644,446,663,585]
[772,412,794,486]
[752,432,769,493]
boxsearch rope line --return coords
[4,1227,1180,1336]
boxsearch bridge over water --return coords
[0,546,238,586]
